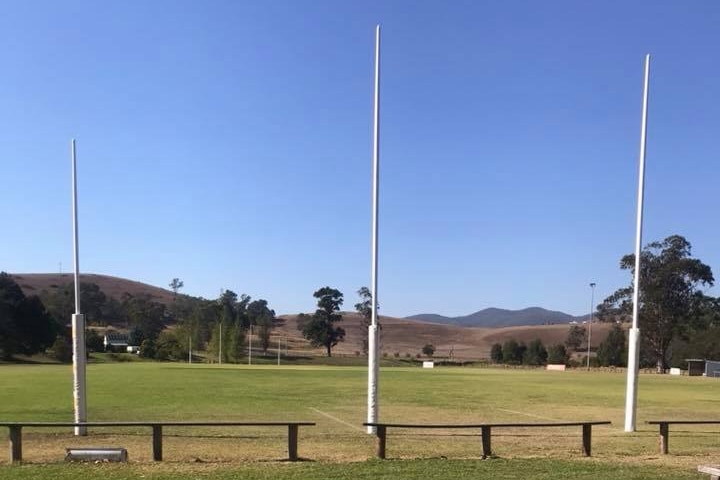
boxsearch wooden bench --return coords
[1,421,315,463]
[647,420,720,454]
[699,465,720,480]
[364,421,611,459]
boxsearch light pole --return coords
[587,282,596,370]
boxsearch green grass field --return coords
[1,362,718,479]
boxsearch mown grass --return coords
[0,363,717,478]
[0,459,706,480]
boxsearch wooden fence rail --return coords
[647,420,720,454]
[1,421,315,463]
[363,421,612,459]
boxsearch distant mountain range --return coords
[407,307,587,328]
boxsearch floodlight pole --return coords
[71,139,87,436]
[587,283,596,370]
[625,54,651,433]
[249,325,253,365]
[367,24,381,435]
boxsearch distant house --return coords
[104,333,129,352]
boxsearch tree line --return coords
[2,233,718,368]
[0,273,282,362]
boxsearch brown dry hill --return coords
[10,273,175,305]
[11,273,612,361]
[276,313,613,361]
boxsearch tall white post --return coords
[367,24,381,435]
[587,283,596,370]
[625,54,651,433]
[71,139,87,436]
[249,325,253,365]
[219,322,223,365]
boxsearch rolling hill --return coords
[407,307,580,327]
[10,273,176,305]
[277,312,611,360]
[9,272,608,361]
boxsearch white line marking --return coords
[496,408,562,422]
[309,407,365,432]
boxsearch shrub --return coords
[547,344,568,364]
[523,339,548,365]
[85,329,104,353]
[422,344,435,357]
[490,343,503,363]
[139,338,156,359]
[49,336,72,363]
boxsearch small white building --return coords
[103,333,129,352]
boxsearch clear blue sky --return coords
[2,1,718,318]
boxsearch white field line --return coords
[309,407,365,433]
[495,408,563,422]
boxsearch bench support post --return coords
[375,425,386,459]
[9,426,22,463]
[481,426,492,459]
[152,425,163,461]
[659,423,668,454]
[288,424,299,461]
[582,424,592,456]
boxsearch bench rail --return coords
[699,465,720,480]
[2,421,315,463]
[647,420,720,455]
[364,421,611,459]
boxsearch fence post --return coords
[9,426,22,463]
[376,425,386,459]
[152,425,163,461]
[288,424,299,461]
[582,424,592,456]
[481,426,492,459]
[659,423,669,454]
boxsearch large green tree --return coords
[523,339,548,365]
[300,287,345,357]
[490,343,503,363]
[598,235,714,372]
[596,323,627,367]
[564,325,586,351]
[502,339,525,364]
[354,287,376,355]
[0,272,58,359]
[247,299,275,353]
[669,295,720,367]
[40,282,108,326]
[547,344,568,365]
[122,293,166,342]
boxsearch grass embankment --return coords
[0,363,715,478]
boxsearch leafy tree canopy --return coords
[0,272,59,359]
[299,287,345,357]
[598,235,714,372]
